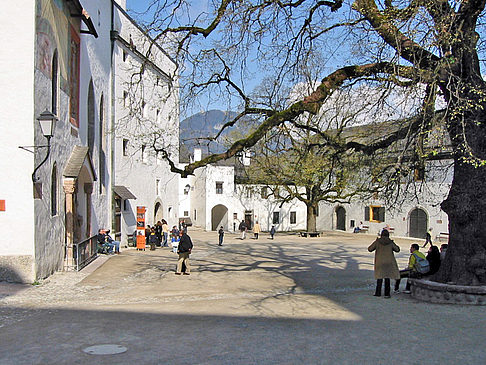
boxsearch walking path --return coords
[0,229,484,364]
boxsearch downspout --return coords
[110,1,116,232]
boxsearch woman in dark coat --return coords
[425,245,441,275]
[368,229,400,298]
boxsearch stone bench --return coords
[300,231,321,238]
[436,232,449,242]
[410,278,486,305]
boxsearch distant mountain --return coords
[179,110,239,161]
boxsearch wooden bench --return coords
[358,225,369,233]
[300,231,321,238]
[436,232,449,242]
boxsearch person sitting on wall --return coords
[425,245,441,275]
[440,244,448,261]
[394,243,426,294]
[97,229,120,254]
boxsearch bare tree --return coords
[133,1,486,286]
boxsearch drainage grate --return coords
[83,344,127,355]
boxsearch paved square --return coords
[0,229,484,364]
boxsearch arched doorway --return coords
[154,201,163,223]
[336,206,346,231]
[211,204,228,231]
[409,208,428,238]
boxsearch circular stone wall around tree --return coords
[410,279,486,305]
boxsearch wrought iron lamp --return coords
[31,110,57,182]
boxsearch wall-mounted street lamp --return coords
[29,110,57,182]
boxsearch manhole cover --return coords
[83,344,127,355]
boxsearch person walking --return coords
[423,228,433,248]
[176,230,193,275]
[253,221,261,239]
[270,225,276,240]
[368,229,400,298]
[239,220,247,240]
[218,226,224,246]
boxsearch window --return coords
[184,184,190,195]
[273,212,280,224]
[69,26,80,127]
[51,50,58,115]
[365,206,385,223]
[246,187,252,198]
[99,95,105,194]
[233,213,238,220]
[51,163,57,216]
[156,109,160,122]
[123,91,128,107]
[122,139,129,156]
[216,182,223,194]
[414,167,425,181]
[123,200,129,211]
[194,209,197,220]
[87,80,95,156]
[142,100,147,117]
[261,187,268,199]
[155,179,160,195]
[141,145,147,163]
[123,50,127,62]
[184,211,189,217]
[290,211,296,224]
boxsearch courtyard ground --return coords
[0,229,484,364]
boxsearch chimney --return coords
[194,148,202,162]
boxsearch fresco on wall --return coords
[36,0,70,86]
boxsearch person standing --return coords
[368,229,400,298]
[148,227,158,251]
[162,219,169,247]
[155,221,163,247]
[176,231,193,275]
[218,226,224,246]
[253,221,261,239]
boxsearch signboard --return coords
[136,206,146,250]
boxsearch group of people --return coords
[238,220,276,240]
[97,229,121,254]
[368,229,447,298]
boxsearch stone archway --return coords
[211,204,228,231]
[154,201,163,223]
[409,207,428,239]
[335,206,346,231]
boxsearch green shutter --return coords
[364,206,370,221]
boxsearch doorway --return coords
[409,208,428,238]
[336,206,346,231]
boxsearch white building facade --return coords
[0,0,179,282]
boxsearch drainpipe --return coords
[109,1,116,232]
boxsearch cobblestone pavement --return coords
[0,229,485,364]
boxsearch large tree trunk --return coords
[306,204,317,232]
[438,160,486,285]
[436,101,486,285]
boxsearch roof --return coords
[67,0,98,38]
[63,146,97,180]
[113,186,137,200]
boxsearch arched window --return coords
[87,79,95,155]
[99,94,105,194]
[51,50,58,115]
[51,163,58,216]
